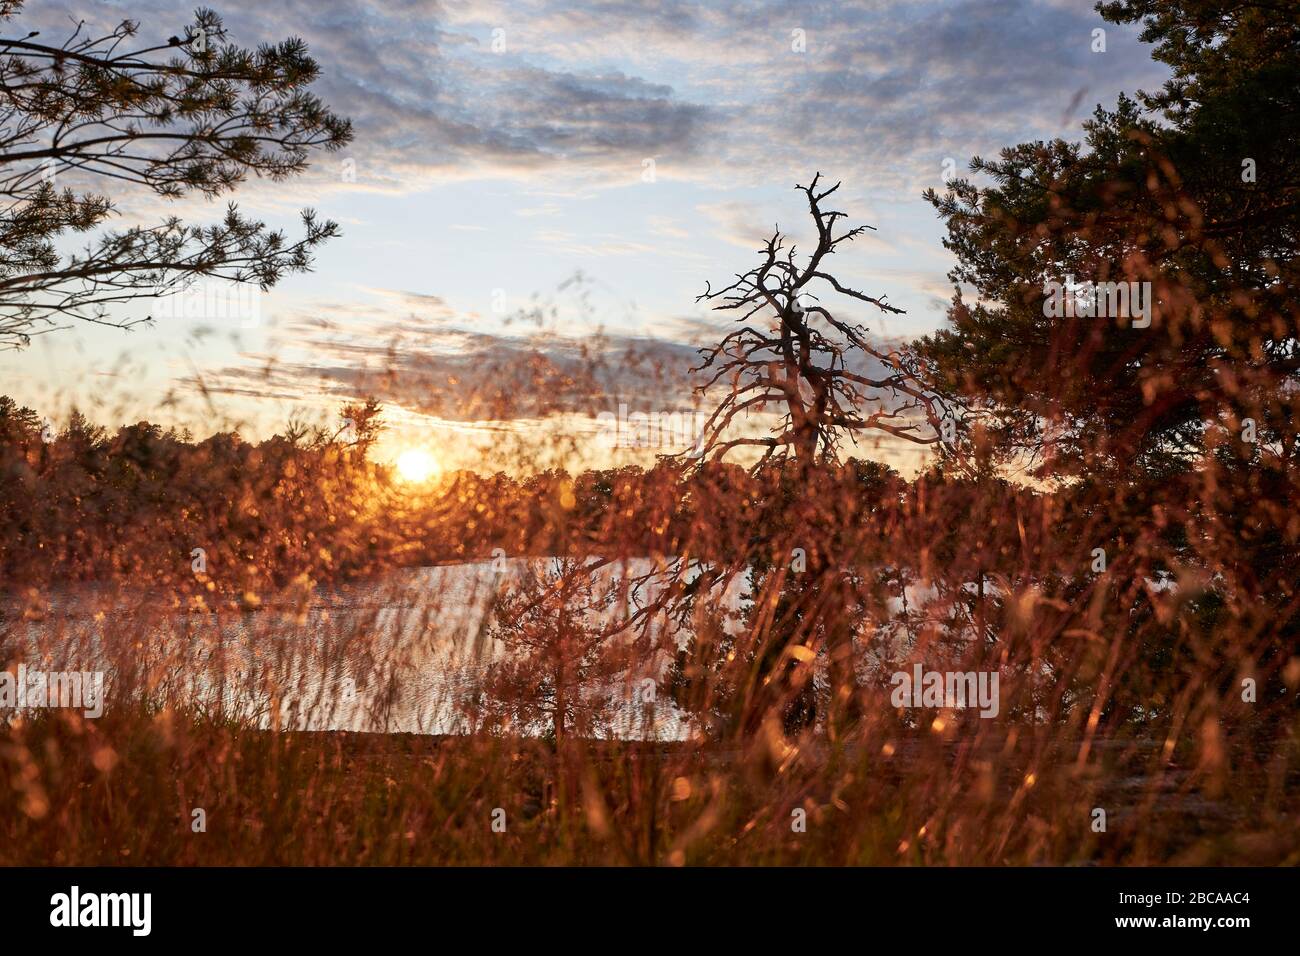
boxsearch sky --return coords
[1,0,1171,474]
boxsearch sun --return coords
[394,448,439,484]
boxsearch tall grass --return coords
[1,382,1296,865]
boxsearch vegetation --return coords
[1,0,1297,865]
[0,1,350,346]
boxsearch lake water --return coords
[2,558,738,738]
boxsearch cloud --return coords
[697,200,776,250]
[199,274,925,455]
[200,286,717,424]
[37,0,1164,195]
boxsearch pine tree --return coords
[0,3,351,347]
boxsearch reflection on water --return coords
[3,559,715,739]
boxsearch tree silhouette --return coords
[681,175,956,736]
[921,1,1298,480]
[0,3,352,347]
[919,0,1300,722]
[693,173,949,471]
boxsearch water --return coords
[2,558,732,738]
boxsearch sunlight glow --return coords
[394,448,438,484]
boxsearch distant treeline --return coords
[0,394,1070,598]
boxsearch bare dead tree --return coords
[546,179,971,741]
[680,175,971,736]
[0,3,351,347]
[693,173,952,471]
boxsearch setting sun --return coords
[394,448,438,484]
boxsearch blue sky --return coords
[2,0,1169,472]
